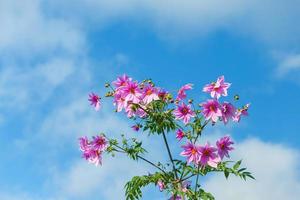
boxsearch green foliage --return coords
[217,160,255,180]
[125,172,168,200]
[143,100,177,134]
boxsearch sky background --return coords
[1,0,300,199]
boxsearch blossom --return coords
[79,136,105,166]
[169,195,182,200]
[216,136,234,159]
[131,124,140,131]
[125,104,147,118]
[181,181,191,193]
[176,129,185,141]
[203,76,231,99]
[121,81,142,103]
[201,99,222,123]
[198,143,221,168]
[221,102,236,124]
[92,135,107,151]
[157,180,165,192]
[79,136,89,151]
[233,103,250,122]
[173,102,195,124]
[83,148,103,166]
[180,142,201,164]
[88,93,101,111]
[112,74,132,88]
[158,89,168,101]
[113,92,127,112]
[176,83,193,101]
[142,84,159,104]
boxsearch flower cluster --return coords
[201,76,249,124]
[79,135,107,166]
[79,74,253,200]
[180,136,233,168]
[111,74,165,118]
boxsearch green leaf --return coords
[233,160,242,170]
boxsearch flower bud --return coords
[234,94,239,101]
[105,83,110,88]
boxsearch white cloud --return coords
[0,58,78,110]
[275,54,300,77]
[204,138,300,200]
[0,0,85,57]
[52,158,154,200]
[48,0,300,46]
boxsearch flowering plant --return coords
[79,75,254,200]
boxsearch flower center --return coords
[182,107,189,115]
[130,87,136,94]
[191,148,197,155]
[121,82,127,86]
[203,149,211,156]
[96,138,105,146]
[146,89,152,95]
[209,105,216,112]
[220,143,225,149]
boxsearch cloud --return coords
[0,0,85,57]
[52,158,155,200]
[204,138,300,200]
[47,0,300,46]
[0,58,79,110]
[275,54,300,77]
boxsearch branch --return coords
[162,131,178,179]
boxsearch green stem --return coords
[193,120,209,143]
[162,131,178,179]
[113,144,167,174]
[194,166,200,194]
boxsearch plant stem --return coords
[162,131,178,179]
[193,120,209,143]
[194,166,200,194]
[113,144,167,174]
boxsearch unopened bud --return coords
[234,94,240,101]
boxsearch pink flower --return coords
[203,76,231,99]
[216,136,234,159]
[83,148,103,166]
[131,124,140,131]
[158,89,168,101]
[157,180,165,192]
[180,142,201,164]
[112,74,132,88]
[142,84,159,104]
[181,181,191,193]
[176,83,193,101]
[121,81,142,103]
[221,102,236,124]
[173,102,195,124]
[233,103,250,122]
[169,195,182,200]
[176,129,185,141]
[88,93,101,111]
[201,99,222,123]
[79,136,104,166]
[92,135,107,151]
[113,93,127,112]
[79,136,89,151]
[198,143,221,168]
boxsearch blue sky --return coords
[1,0,300,200]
